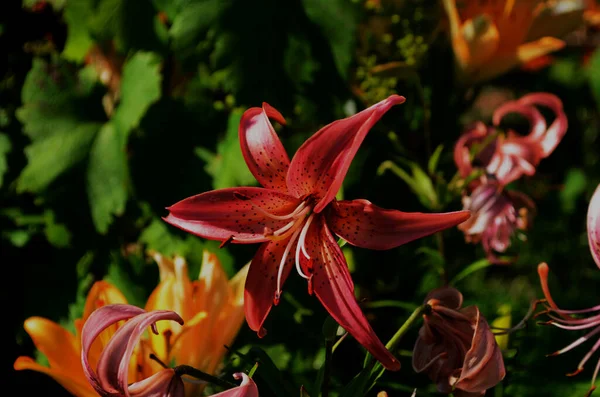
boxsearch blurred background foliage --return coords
[4,0,600,396]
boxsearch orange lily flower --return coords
[14,250,249,397]
[14,281,129,397]
[145,250,249,396]
[442,0,566,83]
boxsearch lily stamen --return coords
[275,225,304,304]
[295,213,316,280]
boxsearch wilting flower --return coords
[454,93,567,187]
[458,179,535,264]
[145,251,249,395]
[413,287,505,396]
[442,0,565,83]
[165,95,470,370]
[81,304,258,397]
[537,183,600,396]
[15,250,249,397]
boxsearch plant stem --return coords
[322,338,334,397]
[174,365,237,389]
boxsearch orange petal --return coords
[14,357,96,397]
[23,317,83,377]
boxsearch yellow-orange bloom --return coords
[14,250,249,397]
[442,0,566,83]
[145,250,249,396]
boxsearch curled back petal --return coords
[455,309,505,393]
[164,187,302,243]
[424,287,464,310]
[453,122,489,178]
[81,304,147,396]
[211,373,259,397]
[493,101,547,142]
[13,357,97,397]
[94,308,184,395]
[518,93,568,158]
[244,238,296,337]
[587,184,600,269]
[302,217,400,370]
[327,199,470,250]
[127,368,185,397]
[287,95,405,213]
[239,103,290,191]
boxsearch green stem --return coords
[174,365,237,389]
[322,338,334,397]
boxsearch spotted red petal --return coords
[327,199,470,250]
[244,238,297,337]
[287,95,406,212]
[164,187,302,243]
[301,217,400,370]
[239,103,290,192]
[588,184,600,269]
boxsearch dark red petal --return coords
[301,216,400,370]
[588,184,600,269]
[424,287,463,309]
[327,199,471,250]
[287,95,405,212]
[239,103,290,192]
[453,122,489,178]
[244,239,296,337]
[164,187,302,243]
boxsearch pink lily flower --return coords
[537,183,600,396]
[164,95,470,370]
[454,93,567,186]
[81,304,259,397]
[458,179,535,264]
[412,287,505,397]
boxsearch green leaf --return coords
[44,210,72,248]
[427,144,444,175]
[450,258,492,285]
[0,133,11,188]
[302,0,359,79]
[559,168,587,214]
[196,108,256,189]
[112,52,162,143]
[87,123,129,234]
[2,229,31,247]
[169,0,226,51]
[18,122,99,192]
[104,260,147,308]
[588,48,600,111]
[62,0,95,62]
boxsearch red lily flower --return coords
[413,287,505,396]
[458,178,535,264]
[164,95,470,370]
[537,183,600,396]
[454,93,567,187]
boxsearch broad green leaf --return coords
[18,122,99,192]
[169,0,226,51]
[44,210,72,248]
[87,123,129,234]
[196,109,256,189]
[492,304,511,351]
[0,133,11,188]
[302,0,359,79]
[62,0,95,61]
[427,144,444,175]
[112,52,162,143]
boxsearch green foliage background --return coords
[4,0,600,396]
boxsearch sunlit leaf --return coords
[559,168,587,214]
[0,133,11,188]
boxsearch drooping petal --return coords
[95,309,184,395]
[164,187,302,243]
[211,373,259,397]
[455,308,506,393]
[424,287,463,310]
[21,317,83,377]
[127,368,185,397]
[588,184,600,269]
[301,216,400,370]
[13,357,97,397]
[287,95,406,212]
[239,103,290,191]
[81,304,147,396]
[244,238,297,337]
[327,199,470,250]
[518,93,568,158]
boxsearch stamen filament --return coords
[295,213,315,280]
[553,326,600,355]
[275,226,304,301]
[577,333,600,371]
